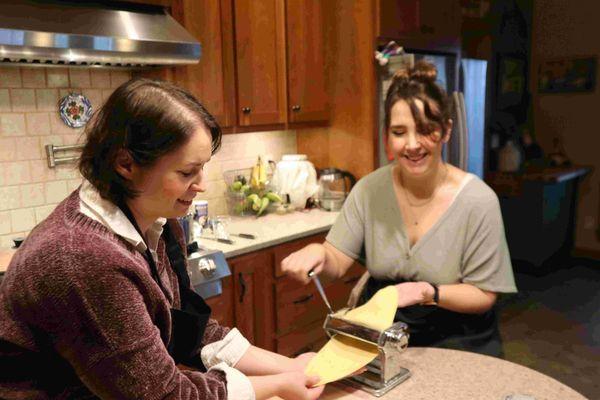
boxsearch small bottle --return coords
[498,139,522,172]
[548,137,570,167]
[192,200,208,238]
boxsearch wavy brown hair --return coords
[384,60,452,140]
[79,78,222,205]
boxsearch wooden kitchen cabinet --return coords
[161,0,328,131]
[167,0,237,128]
[228,250,274,348]
[285,0,329,124]
[204,275,235,327]
[376,0,461,52]
[234,0,328,128]
[234,0,287,127]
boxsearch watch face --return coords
[59,92,93,128]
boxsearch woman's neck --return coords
[395,162,448,200]
[125,200,153,236]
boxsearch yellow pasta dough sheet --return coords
[304,285,398,386]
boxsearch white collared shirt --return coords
[78,181,255,400]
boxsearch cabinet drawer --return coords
[273,233,326,277]
[275,263,365,335]
[275,277,324,335]
[276,319,328,357]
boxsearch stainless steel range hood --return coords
[0,1,201,67]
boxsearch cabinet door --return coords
[234,0,286,126]
[172,0,236,127]
[203,275,235,327]
[229,250,274,348]
[285,0,329,123]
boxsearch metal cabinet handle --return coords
[238,272,246,303]
[242,107,251,114]
[293,294,313,304]
[291,105,301,112]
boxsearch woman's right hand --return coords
[281,243,327,285]
[276,372,325,400]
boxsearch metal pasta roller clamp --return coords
[323,309,411,396]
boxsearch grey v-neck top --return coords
[327,163,517,293]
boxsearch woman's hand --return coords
[291,352,317,372]
[395,282,435,308]
[276,372,325,400]
[281,243,327,285]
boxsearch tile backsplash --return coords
[0,66,297,248]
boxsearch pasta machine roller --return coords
[323,310,411,397]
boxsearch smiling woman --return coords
[0,79,325,400]
[281,61,517,358]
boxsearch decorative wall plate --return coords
[59,93,93,128]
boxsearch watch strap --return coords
[430,282,439,304]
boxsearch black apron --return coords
[119,204,211,370]
[360,277,504,357]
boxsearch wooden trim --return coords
[120,0,173,7]
[220,0,237,128]
[572,247,600,261]
[275,0,288,124]
[229,123,287,134]
[287,120,330,130]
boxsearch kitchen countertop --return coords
[0,209,339,273]
[319,347,587,400]
[196,209,339,258]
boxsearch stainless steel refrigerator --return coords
[377,52,488,178]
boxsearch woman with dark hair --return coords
[0,78,324,400]
[282,61,517,356]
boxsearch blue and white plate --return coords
[59,93,93,128]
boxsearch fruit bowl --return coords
[223,165,281,217]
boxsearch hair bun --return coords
[410,61,437,83]
[392,68,410,83]
[391,61,438,85]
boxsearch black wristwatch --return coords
[429,283,439,305]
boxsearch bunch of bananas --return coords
[229,156,282,217]
[250,156,268,189]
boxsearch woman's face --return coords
[128,127,212,221]
[387,99,450,177]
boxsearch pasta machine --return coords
[323,310,411,397]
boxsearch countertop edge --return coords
[223,224,332,259]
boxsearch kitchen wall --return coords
[531,2,600,255]
[0,66,297,248]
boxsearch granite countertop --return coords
[319,347,587,400]
[196,209,339,258]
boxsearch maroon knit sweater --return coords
[0,191,231,399]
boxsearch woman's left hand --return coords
[291,352,317,372]
[395,281,434,308]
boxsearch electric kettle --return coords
[316,168,357,211]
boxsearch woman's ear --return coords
[114,149,135,180]
[442,119,453,144]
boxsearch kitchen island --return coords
[319,347,587,400]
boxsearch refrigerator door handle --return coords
[458,91,469,171]
[451,91,467,170]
